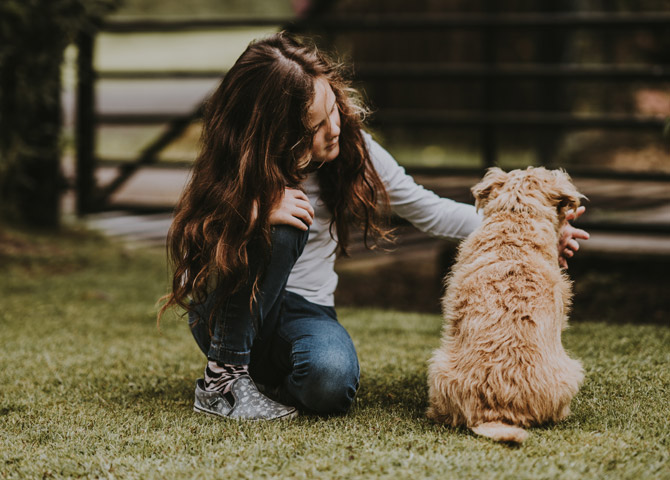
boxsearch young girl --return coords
[160,32,588,421]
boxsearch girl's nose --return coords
[328,110,341,138]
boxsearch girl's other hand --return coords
[558,206,590,269]
[269,188,315,231]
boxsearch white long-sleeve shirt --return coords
[285,132,482,306]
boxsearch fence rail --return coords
[97,64,670,81]
[101,13,670,32]
[95,111,666,130]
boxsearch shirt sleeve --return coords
[364,131,482,240]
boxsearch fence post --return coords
[536,3,568,166]
[482,1,498,168]
[75,31,96,215]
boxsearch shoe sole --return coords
[193,405,298,421]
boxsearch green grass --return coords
[1,227,669,479]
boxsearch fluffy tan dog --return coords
[427,167,585,443]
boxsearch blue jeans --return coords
[188,225,359,414]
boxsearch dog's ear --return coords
[549,169,585,219]
[471,167,508,210]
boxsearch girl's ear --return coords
[471,167,508,211]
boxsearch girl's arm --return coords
[365,132,587,266]
[364,132,482,240]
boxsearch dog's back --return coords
[427,167,584,443]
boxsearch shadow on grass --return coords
[100,375,194,411]
[358,370,430,420]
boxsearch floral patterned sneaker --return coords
[193,376,298,421]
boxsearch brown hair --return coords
[159,32,390,323]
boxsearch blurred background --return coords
[2,0,669,321]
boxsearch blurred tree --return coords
[0,0,118,228]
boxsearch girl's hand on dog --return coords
[559,206,589,269]
[269,188,315,231]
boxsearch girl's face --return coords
[308,77,341,163]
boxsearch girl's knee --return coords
[271,224,309,256]
[290,346,360,414]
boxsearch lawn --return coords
[1,227,669,479]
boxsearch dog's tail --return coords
[471,422,528,444]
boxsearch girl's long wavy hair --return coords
[158,32,391,325]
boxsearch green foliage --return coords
[1,228,669,479]
[0,0,119,226]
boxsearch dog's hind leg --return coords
[426,351,464,425]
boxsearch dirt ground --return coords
[335,238,670,325]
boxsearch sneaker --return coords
[255,382,281,401]
[193,376,298,421]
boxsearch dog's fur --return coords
[427,167,585,444]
